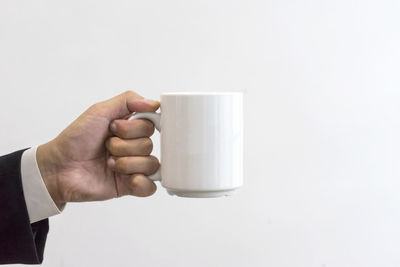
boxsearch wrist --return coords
[36,141,66,208]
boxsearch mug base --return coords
[166,188,238,198]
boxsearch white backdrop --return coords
[1,0,400,266]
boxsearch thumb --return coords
[90,91,160,121]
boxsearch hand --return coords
[36,91,160,208]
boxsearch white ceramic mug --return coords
[128,92,243,198]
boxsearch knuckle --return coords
[123,90,134,97]
[129,175,157,197]
[123,90,142,100]
[149,185,157,195]
[148,156,160,171]
[108,137,121,153]
[143,120,155,135]
[88,102,102,112]
[141,138,153,153]
[141,186,157,197]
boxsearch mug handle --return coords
[127,112,162,181]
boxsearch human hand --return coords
[36,91,160,208]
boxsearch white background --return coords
[1,0,400,266]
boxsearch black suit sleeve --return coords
[0,149,49,264]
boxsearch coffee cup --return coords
[128,92,243,198]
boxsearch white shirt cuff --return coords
[20,146,65,223]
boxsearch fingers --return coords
[117,174,157,197]
[106,137,153,156]
[87,91,160,121]
[110,119,155,139]
[108,155,159,176]
[108,91,159,115]
[127,98,160,113]
[98,92,160,198]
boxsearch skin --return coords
[36,91,160,208]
